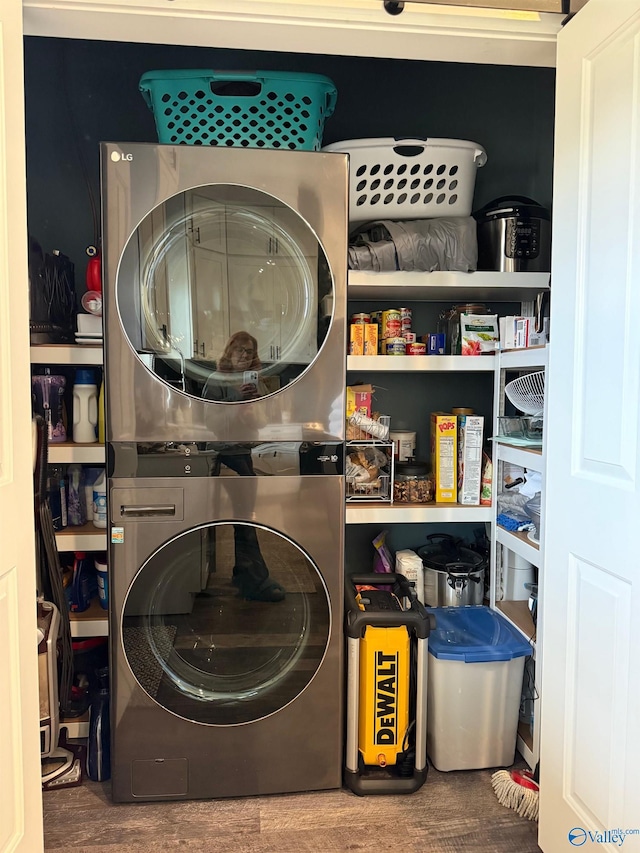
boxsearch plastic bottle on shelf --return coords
[92,470,107,529]
[72,369,98,444]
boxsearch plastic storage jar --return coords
[393,460,434,503]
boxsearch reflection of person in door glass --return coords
[202,331,266,402]
[203,331,285,603]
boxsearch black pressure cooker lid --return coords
[417,533,485,572]
[473,195,550,222]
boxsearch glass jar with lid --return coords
[393,460,434,504]
[438,303,489,354]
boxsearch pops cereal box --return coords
[431,413,457,503]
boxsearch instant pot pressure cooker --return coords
[417,533,485,607]
[474,195,551,272]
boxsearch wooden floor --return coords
[43,765,541,853]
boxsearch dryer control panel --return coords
[109,441,344,478]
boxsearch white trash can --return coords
[426,606,533,771]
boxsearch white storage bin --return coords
[322,137,487,223]
[504,550,535,601]
[426,606,532,771]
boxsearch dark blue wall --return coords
[24,37,555,293]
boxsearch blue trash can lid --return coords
[427,606,533,662]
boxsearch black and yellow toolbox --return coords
[344,573,435,795]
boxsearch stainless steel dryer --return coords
[109,442,344,802]
[100,143,347,445]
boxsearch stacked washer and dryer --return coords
[101,143,348,802]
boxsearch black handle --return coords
[485,195,540,207]
[345,574,433,639]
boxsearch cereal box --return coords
[457,415,484,505]
[430,413,457,503]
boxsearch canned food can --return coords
[351,313,370,324]
[381,309,401,339]
[383,337,406,355]
[406,342,427,355]
[400,307,412,330]
[402,331,417,343]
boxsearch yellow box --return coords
[350,323,364,355]
[364,323,378,355]
[346,384,373,419]
[431,413,457,503]
[358,625,410,767]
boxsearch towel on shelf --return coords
[497,513,535,533]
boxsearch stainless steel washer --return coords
[109,443,344,802]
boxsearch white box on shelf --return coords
[457,415,484,505]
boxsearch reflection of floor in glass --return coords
[151,526,330,723]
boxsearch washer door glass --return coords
[122,522,331,725]
[117,185,333,402]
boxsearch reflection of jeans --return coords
[217,452,268,589]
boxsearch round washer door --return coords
[121,521,331,726]
[116,184,334,401]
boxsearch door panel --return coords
[539,0,640,847]
[0,0,44,849]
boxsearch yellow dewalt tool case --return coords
[344,573,435,796]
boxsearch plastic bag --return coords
[348,217,477,273]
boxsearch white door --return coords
[540,1,640,849]
[0,0,45,850]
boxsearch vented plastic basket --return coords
[322,137,487,223]
[139,69,337,150]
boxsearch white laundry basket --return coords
[322,137,487,223]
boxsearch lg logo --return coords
[111,151,133,162]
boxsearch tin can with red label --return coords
[402,331,417,343]
[381,309,401,339]
[400,307,412,332]
[406,342,427,356]
[351,312,371,324]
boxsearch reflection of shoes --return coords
[235,576,286,603]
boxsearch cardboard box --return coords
[457,415,484,505]
[346,384,373,419]
[364,323,378,355]
[350,324,364,355]
[430,413,457,503]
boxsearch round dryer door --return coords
[121,521,331,726]
[117,184,334,401]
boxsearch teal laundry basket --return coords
[139,69,337,150]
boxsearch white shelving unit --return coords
[490,345,548,770]
[31,344,108,640]
[347,271,548,770]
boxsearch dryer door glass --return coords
[122,522,331,725]
[117,185,333,402]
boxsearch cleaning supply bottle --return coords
[72,369,98,444]
[92,470,107,529]
[87,666,111,782]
